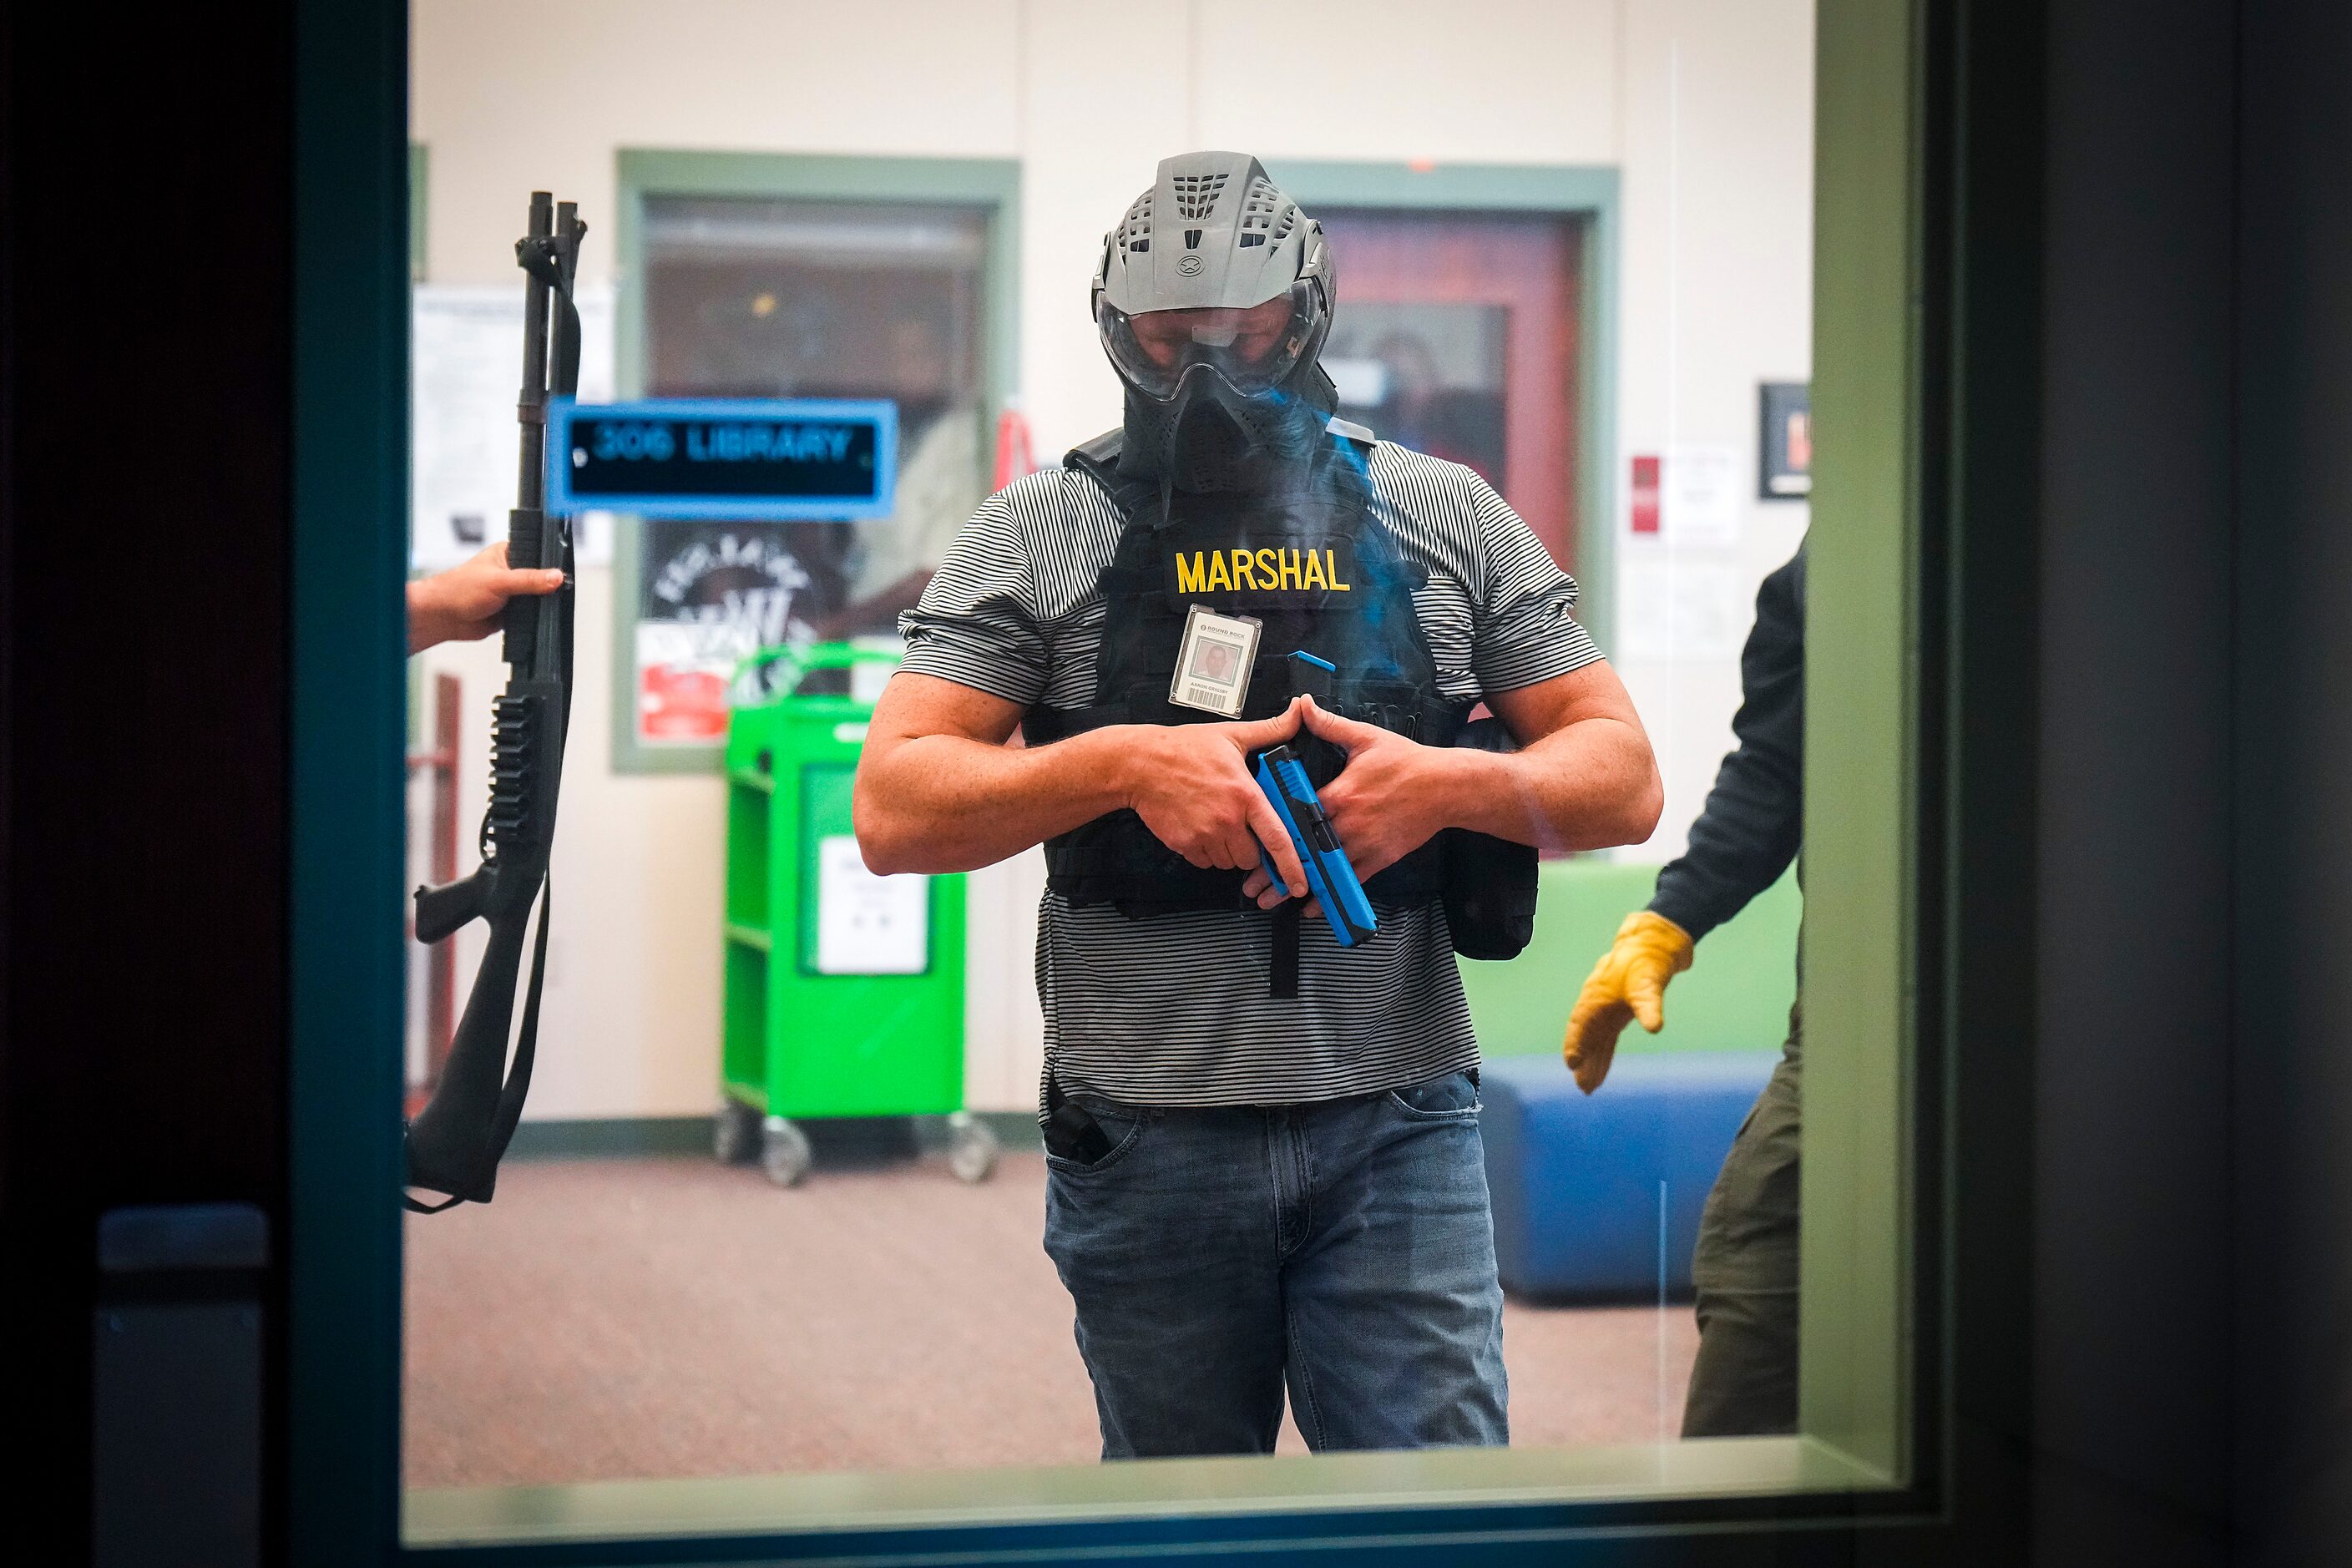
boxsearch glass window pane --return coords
[1328,301,1511,487]
[397,0,1922,1550]
[632,197,989,741]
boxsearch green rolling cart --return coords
[716,643,997,1187]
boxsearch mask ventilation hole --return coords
[1120,194,1153,258]
[1240,177,1292,248]
[1172,172,1230,220]
[1184,228,1202,250]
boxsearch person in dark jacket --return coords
[1561,539,1805,1436]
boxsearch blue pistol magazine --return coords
[1252,745,1378,947]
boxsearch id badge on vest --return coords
[1169,604,1262,717]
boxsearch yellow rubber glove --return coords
[1562,911,1696,1094]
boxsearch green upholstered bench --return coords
[1460,859,1801,1061]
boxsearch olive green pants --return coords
[1682,1002,1802,1437]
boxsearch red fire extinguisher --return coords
[994,399,1039,490]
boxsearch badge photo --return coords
[1170,604,1263,717]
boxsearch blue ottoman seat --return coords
[1479,1051,1778,1301]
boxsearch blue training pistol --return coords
[1252,744,1378,947]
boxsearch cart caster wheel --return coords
[713,1100,761,1165]
[945,1111,999,1185]
[761,1116,812,1188]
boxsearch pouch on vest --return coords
[1439,716,1539,960]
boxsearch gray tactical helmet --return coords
[1094,153,1338,488]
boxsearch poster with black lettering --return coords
[635,520,849,744]
[411,283,615,569]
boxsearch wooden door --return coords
[1317,210,1584,569]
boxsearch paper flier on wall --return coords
[410,282,615,571]
[1664,443,1742,548]
[1616,559,1750,662]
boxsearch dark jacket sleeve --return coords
[1646,540,1806,942]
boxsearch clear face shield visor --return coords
[1097,278,1327,402]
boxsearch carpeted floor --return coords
[406,1152,1698,1490]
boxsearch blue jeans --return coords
[1041,1070,1510,1459]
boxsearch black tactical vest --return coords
[1024,424,1536,974]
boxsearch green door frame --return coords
[1799,0,1924,1486]
[607,149,1023,775]
[292,1,2043,1560]
[1269,160,1620,644]
[409,143,428,281]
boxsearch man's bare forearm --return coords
[859,674,1313,888]
[1439,717,1662,852]
[856,726,1135,874]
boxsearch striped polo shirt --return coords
[898,439,1604,1108]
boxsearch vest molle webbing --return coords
[1025,426,1466,928]
[1024,425,1540,994]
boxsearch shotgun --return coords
[404,190,584,1211]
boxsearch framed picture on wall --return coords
[1759,380,1812,498]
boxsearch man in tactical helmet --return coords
[856,153,1662,1458]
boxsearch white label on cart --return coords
[816,835,928,974]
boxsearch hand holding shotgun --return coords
[408,541,567,655]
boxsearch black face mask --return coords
[1119,362,1338,497]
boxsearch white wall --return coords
[1611,2,1815,863]
[411,0,1815,1119]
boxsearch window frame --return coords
[606,150,1022,775]
[290,0,2048,1559]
